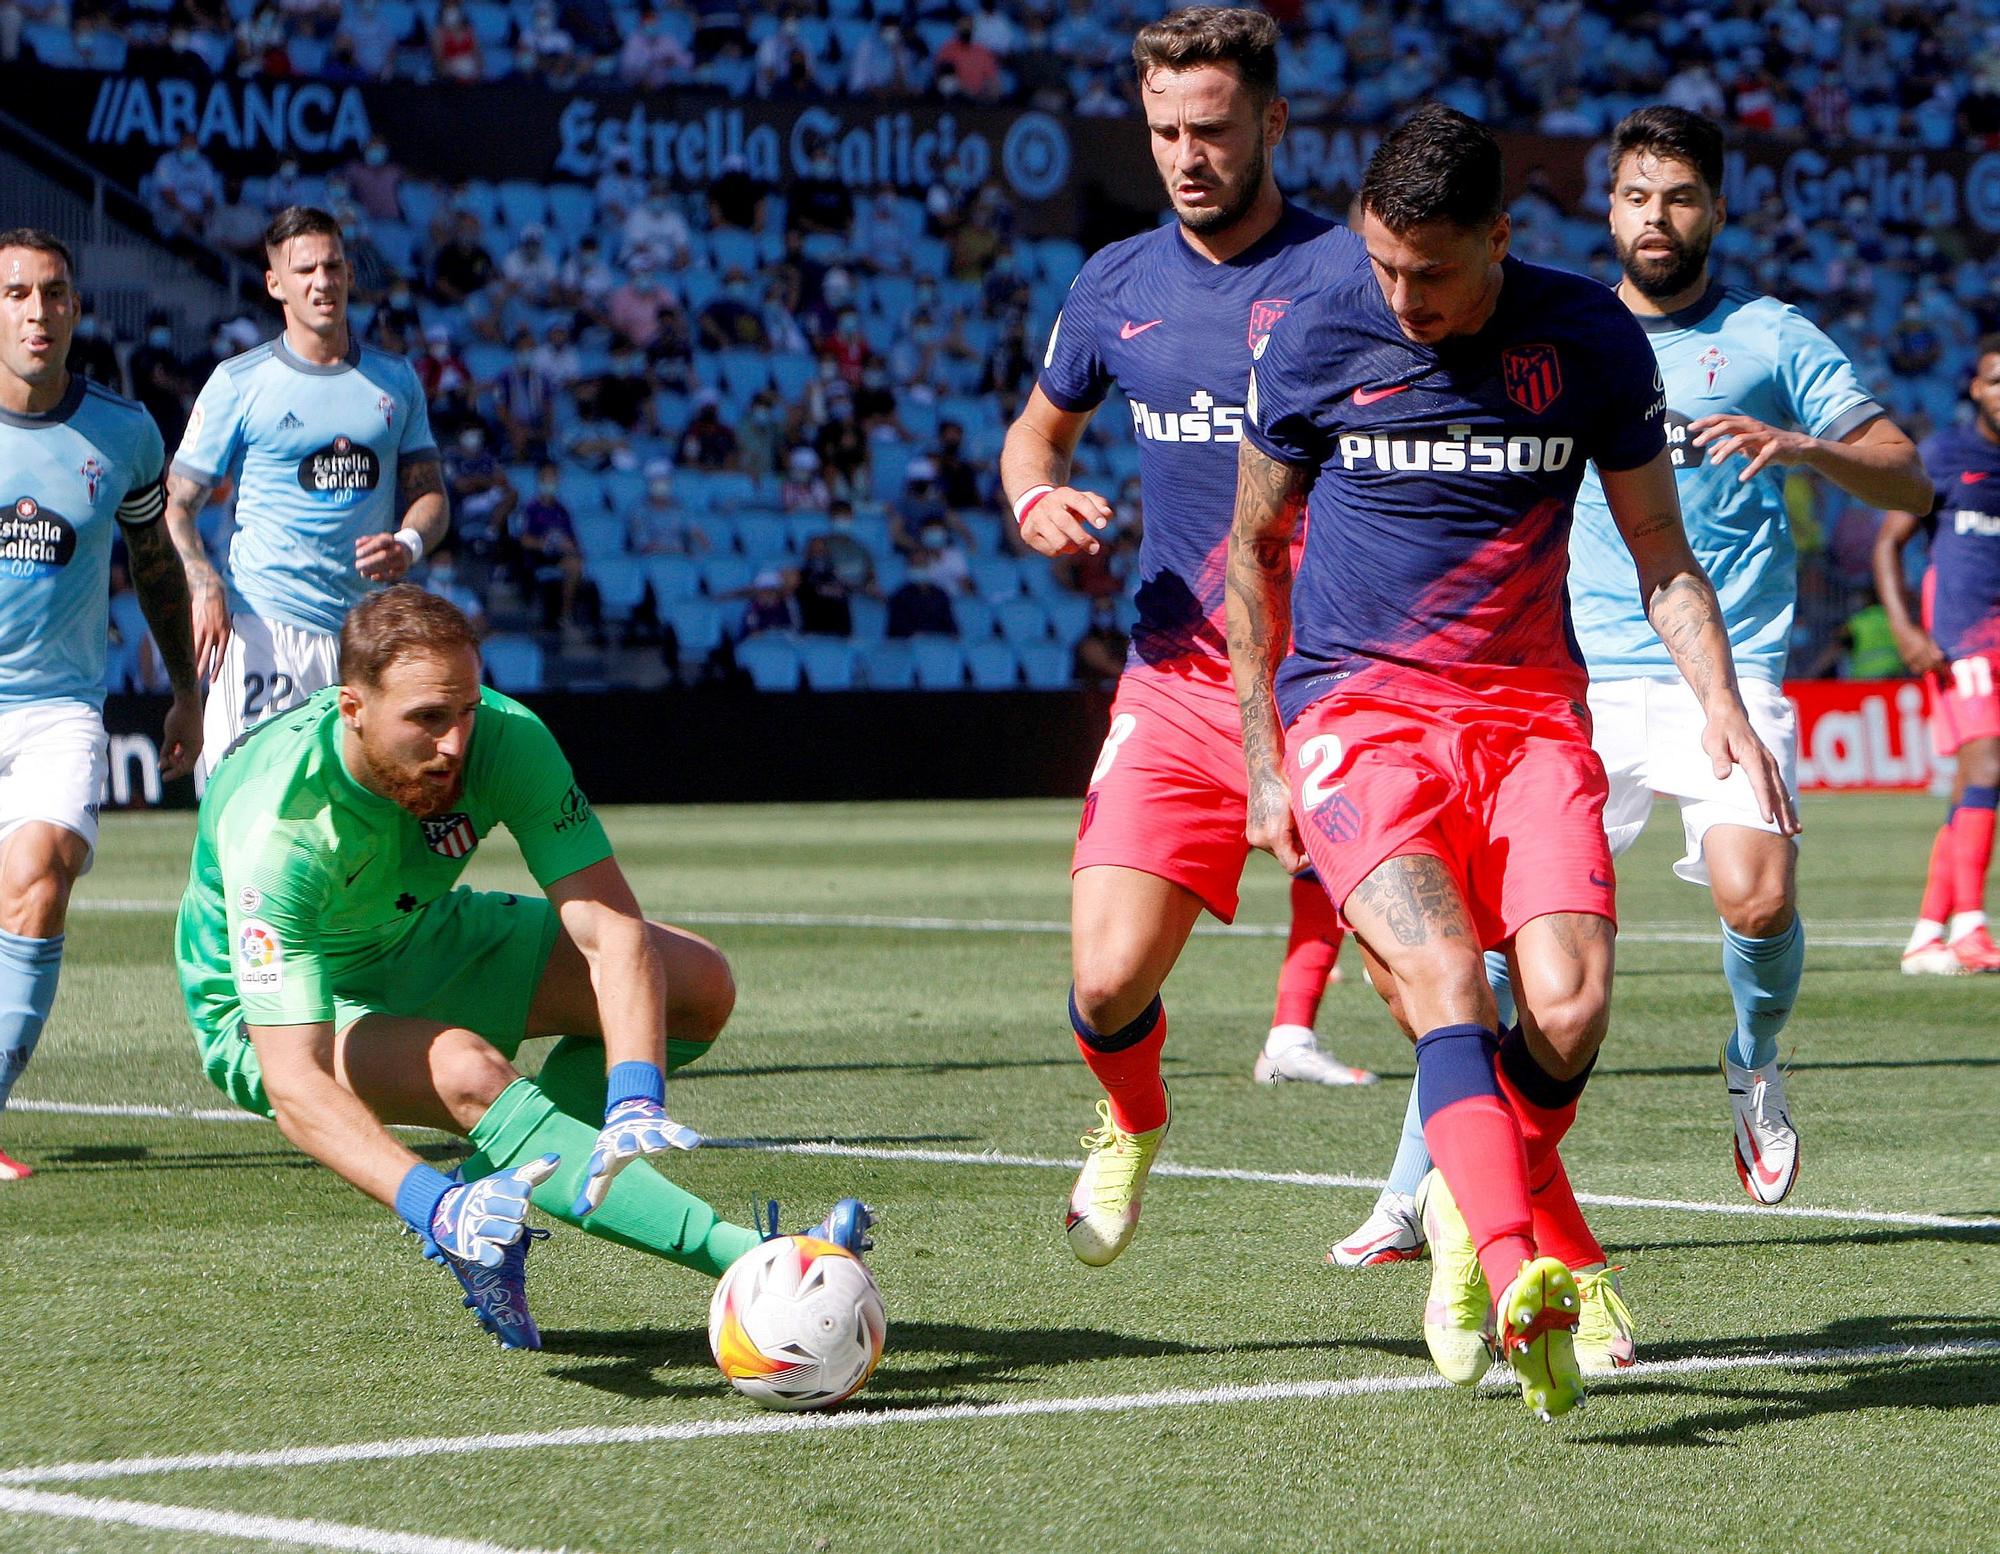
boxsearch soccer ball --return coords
[708,1234,886,1411]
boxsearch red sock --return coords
[1493,1029,1602,1269]
[1949,801,1996,921]
[1423,1096,1537,1293]
[1274,875,1343,1029]
[1073,994,1169,1134]
[1920,821,1959,926]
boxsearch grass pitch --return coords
[1,794,1996,1553]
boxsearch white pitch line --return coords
[0,1487,577,1554]
[15,1099,1997,1231]
[64,899,1907,947]
[4,1337,1994,1491]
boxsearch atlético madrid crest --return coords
[421,811,478,858]
[1247,298,1290,356]
[1501,343,1563,415]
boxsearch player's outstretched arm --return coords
[356,457,451,583]
[163,469,229,682]
[546,856,700,1216]
[1688,411,1930,514]
[1226,438,1313,874]
[123,511,203,779]
[1870,507,1947,675]
[1600,451,1800,836]
[1001,385,1113,557]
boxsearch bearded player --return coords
[1000,7,1376,1271]
[176,586,870,1348]
[1228,106,1794,1417]
[1876,339,2000,973]
[1332,106,1927,1268]
[165,206,448,779]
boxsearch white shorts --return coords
[0,698,109,870]
[199,614,341,781]
[1590,675,1800,886]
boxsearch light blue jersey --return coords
[0,375,165,708]
[171,334,436,636]
[1568,283,1881,683]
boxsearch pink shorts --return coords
[1283,681,1616,950]
[1072,667,1251,922]
[1928,655,2000,758]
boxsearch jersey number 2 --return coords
[243,671,296,719]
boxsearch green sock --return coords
[463,1077,759,1278]
[532,1033,717,1124]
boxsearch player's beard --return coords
[1615,221,1714,303]
[356,741,464,818]
[1171,137,1266,237]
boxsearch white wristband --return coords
[394,527,425,566]
[1012,484,1055,524]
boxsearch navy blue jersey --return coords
[1918,424,2000,661]
[1245,256,1667,725]
[1038,204,1368,686]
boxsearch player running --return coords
[165,206,448,778]
[1228,106,1795,1418]
[1001,6,1375,1269]
[1333,105,1928,1259]
[0,229,201,1180]
[175,586,869,1348]
[1876,339,2000,973]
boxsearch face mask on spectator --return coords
[648,477,673,500]
[278,160,298,181]
[921,524,947,551]
[180,147,203,167]
[538,473,559,497]
[148,326,173,349]
[366,144,389,166]
[458,428,483,452]
[76,317,97,339]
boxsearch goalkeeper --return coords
[175,584,869,1349]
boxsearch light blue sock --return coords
[1483,948,1516,1029]
[0,929,65,1113]
[1383,1074,1432,1198]
[1721,915,1805,1071]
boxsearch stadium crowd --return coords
[27,0,2000,689]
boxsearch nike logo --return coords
[1963,471,1990,484]
[1351,384,1410,406]
[1589,871,1613,889]
[1120,319,1163,339]
[345,858,372,886]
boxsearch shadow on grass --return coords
[1605,1055,2000,1079]
[1569,1313,2000,1446]
[28,1140,466,1171]
[1608,1220,2000,1254]
[541,1320,1362,1404]
[679,1055,1081,1082]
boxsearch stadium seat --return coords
[546,185,596,240]
[737,633,801,691]
[798,637,860,690]
[574,513,625,560]
[858,639,914,688]
[710,228,762,277]
[954,596,996,641]
[969,555,1024,602]
[996,599,1050,646]
[909,636,965,690]
[592,558,649,621]
[734,514,792,563]
[870,443,918,503]
[768,353,818,402]
[1044,593,1091,646]
[481,633,545,692]
[666,600,724,668]
[849,594,887,643]
[702,555,754,597]
[1018,642,1074,690]
[646,556,701,604]
[496,180,549,233]
[965,643,1020,690]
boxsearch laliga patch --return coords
[237,918,284,994]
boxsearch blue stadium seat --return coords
[859,639,914,688]
[996,599,1050,646]
[710,228,762,276]
[481,633,545,692]
[734,514,791,562]
[546,184,596,240]
[592,558,649,621]
[954,596,996,641]
[456,180,503,228]
[496,181,550,234]
[869,442,918,502]
[850,593,887,643]
[768,353,818,402]
[785,514,830,552]
[646,556,701,604]
[666,600,724,666]
[910,636,965,689]
[798,637,860,690]
[1044,593,1090,646]
[968,555,1023,602]
[737,633,800,691]
[558,469,606,518]
[702,555,754,596]
[573,513,624,560]
[1018,642,1073,690]
[965,642,1019,690]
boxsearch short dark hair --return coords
[1359,104,1504,233]
[262,205,345,261]
[0,228,76,282]
[1608,105,1726,198]
[1975,334,2000,367]
[340,584,480,688]
[1131,6,1280,104]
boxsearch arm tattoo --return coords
[163,470,222,598]
[1225,441,1313,780]
[124,517,199,693]
[397,457,450,545]
[1647,571,1732,705]
[1349,855,1474,949]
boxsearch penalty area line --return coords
[4,1338,1995,1490]
[13,1100,1998,1232]
[0,1486,579,1554]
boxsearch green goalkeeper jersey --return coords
[176,685,612,1034]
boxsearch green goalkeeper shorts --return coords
[196,887,564,1119]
